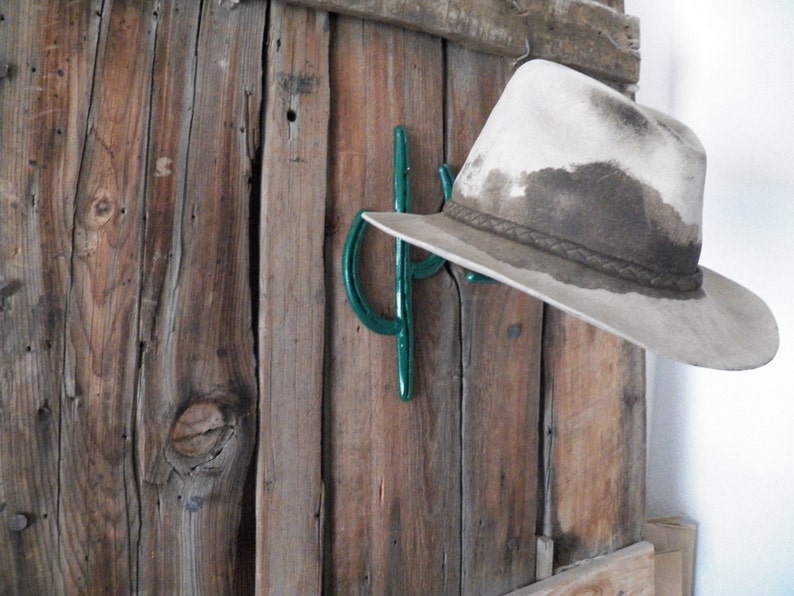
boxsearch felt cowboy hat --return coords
[364,59,778,370]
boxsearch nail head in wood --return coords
[7,513,29,532]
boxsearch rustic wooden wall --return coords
[1,1,263,593]
[1,0,644,594]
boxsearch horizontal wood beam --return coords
[507,541,654,595]
[281,0,639,83]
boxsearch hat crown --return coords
[362,59,778,369]
[449,60,707,292]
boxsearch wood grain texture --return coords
[0,1,101,593]
[283,0,639,83]
[508,541,654,595]
[1,1,649,592]
[59,1,156,590]
[136,1,264,593]
[541,309,646,570]
[596,0,625,10]
[444,44,543,596]
[256,2,329,594]
[2,0,265,593]
[521,0,639,84]
[324,15,461,594]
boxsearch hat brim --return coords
[363,211,779,370]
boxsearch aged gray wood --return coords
[136,1,264,593]
[536,1,646,570]
[324,15,461,593]
[2,0,649,593]
[59,0,156,590]
[0,1,100,593]
[283,0,640,83]
[444,44,544,595]
[521,0,639,84]
[508,542,654,595]
[540,310,646,570]
[256,2,330,594]
[2,0,265,593]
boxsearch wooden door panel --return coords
[324,15,461,594]
[1,1,646,593]
[136,1,264,593]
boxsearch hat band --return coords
[443,201,703,292]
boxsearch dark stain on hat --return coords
[472,162,702,278]
[434,214,704,299]
[592,89,650,134]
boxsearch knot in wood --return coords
[84,195,116,230]
[170,397,237,459]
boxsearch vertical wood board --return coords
[256,2,330,594]
[536,0,647,574]
[444,44,544,595]
[136,1,264,593]
[541,309,646,569]
[324,15,461,594]
[59,1,157,589]
[0,1,100,593]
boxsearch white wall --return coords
[625,2,794,593]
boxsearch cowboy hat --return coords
[363,59,778,370]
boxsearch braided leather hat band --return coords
[444,201,703,293]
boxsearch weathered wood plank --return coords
[58,1,157,590]
[541,309,646,569]
[521,0,639,84]
[135,0,265,593]
[284,0,639,83]
[256,2,329,594]
[0,1,100,593]
[137,0,201,341]
[596,0,624,10]
[508,541,654,595]
[444,44,543,595]
[324,15,461,593]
